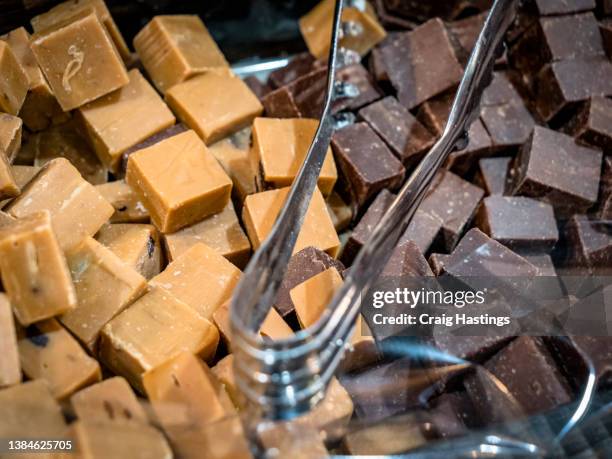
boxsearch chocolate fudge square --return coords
[597,157,612,220]
[476,196,559,252]
[379,18,463,109]
[510,126,602,217]
[564,215,612,272]
[562,96,612,151]
[332,122,405,212]
[475,157,512,196]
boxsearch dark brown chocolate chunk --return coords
[332,122,405,211]
[475,157,512,196]
[443,228,539,278]
[481,72,521,107]
[243,76,272,101]
[445,119,494,175]
[429,392,475,438]
[476,196,559,252]
[267,53,321,88]
[416,89,455,137]
[510,127,602,217]
[465,337,573,422]
[509,13,604,79]
[381,239,434,277]
[601,19,612,59]
[358,96,435,168]
[534,58,612,123]
[549,336,612,387]
[341,189,443,265]
[379,19,463,109]
[119,123,188,175]
[564,214,612,272]
[524,253,557,277]
[447,12,488,63]
[562,96,612,151]
[334,64,383,113]
[597,157,612,220]
[262,85,301,118]
[428,253,451,276]
[481,102,535,149]
[419,171,484,251]
[274,246,345,317]
[532,0,595,15]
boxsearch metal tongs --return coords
[230,0,519,431]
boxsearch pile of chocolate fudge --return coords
[0,0,611,457]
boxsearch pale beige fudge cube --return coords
[61,237,147,351]
[99,287,219,391]
[166,72,263,144]
[78,69,176,171]
[208,127,258,202]
[95,180,149,223]
[0,113,22,162]
[0,41,28,115]
[243,186,340,257]
[71,420,172,459]
[0,211,77,325]
[251,117,337,196]
[0,27,65,131]
[0,380,68,438]
[300,0,386,58]
[0,165,40,208]
[31,0,131,62]
[212,300,293,348]
[32,120,107,185]
[143,352,235,436]
[134,15,229,93]
[30,11,129,111]
[0,293,21,387]
[71,376,148,425]
[7,158,114,251]
[0,152,19,200]
[126,130,232,233]
[150,243,241,320]
[259,422,329,459]
[96,223,162,279]
[17,319,101,400]
[164,200,250,268]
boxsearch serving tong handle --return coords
[231,0,519,425]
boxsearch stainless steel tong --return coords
[230,0,520,427]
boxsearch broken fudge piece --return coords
[0,41,28,115]
[30,10,129,111]
[381,239,435,277]
[95,180,149,223]
[71,376,148,425]
[163,200,251,269]
[96,223,161,280]
[428,253,452,276]
[166,72,263,145]
[358,96,435,168]
[274,246,345,317]
[126,130,232,233]
[6,158,114,251]
[509,126,602,217]
[78,69,176,172]
[242,186,340,257]
[465,337,573,423]
[60,237,147,352]
[143,352,235,436]
[562,96,612,151]
[564,214,612,271]
[332,122,405,211]
[0,211,77,325]
[149,243,241,320]
[260,422,329,459]
[475,157,512,196]
[0,27,65,131]
[378,19,463,109]
[250,117,337,195]
[18,319,101,399]
[0,154,19,200]
[30,0,131,62]
[0,113,22,163]
[476,196,559,252]
[299,0,386,58]
[134,15,229,93]
[0,294,20,387]
[99,287,219,391]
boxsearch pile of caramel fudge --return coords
[0,0,611,457]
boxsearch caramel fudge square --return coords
[166,72,263,144]
[30,10,129,111]
[126,129,233,233]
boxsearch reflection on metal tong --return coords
[230,0,519,435]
